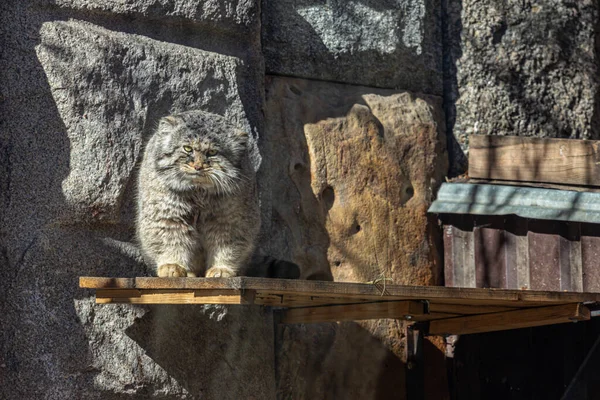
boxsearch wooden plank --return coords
[469,135,600,186]
[581,227,600,292]
[413,312,462,321]
[428,303,590,336]
[567,222,584,292]
[254,293,389,308]
[79,276,600,305]
[467,178,600,193]
[80,277,135,289]
[281,301,424,324]
[528,222,561,291]
[95,289,255,305]
[443,225,455,287]
[516,226,531,290]
[474,218,507,289]
[453,223,476,288]
[503,223,519,289]
[428,303,518,315]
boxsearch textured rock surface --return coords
[276,320,408,400]
[35,18,258,224]
[262,0,443,95]
[0,1,273,399]
[264,76,447,398]
[53,0,259,27]
[265,76,447,283]
[444,0,600,174]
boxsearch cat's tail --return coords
[244,255,301,280]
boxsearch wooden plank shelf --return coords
[80,277,600,335]
[469,135,600,187]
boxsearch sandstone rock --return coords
[265,76,447,283]
[262,0,443,95]
[264,76,447,398]
[444,0,600,174]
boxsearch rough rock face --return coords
[262,0,443,95]
[264,76,447,398]
[53,0,259,30]
[265,76,447,283]
[36,19,258,224]
[0,1,273,399]
[444,0,600,174]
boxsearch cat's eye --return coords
[183,145,193,153]
[207,149,218,156]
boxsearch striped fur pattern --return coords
[136,110,260,278]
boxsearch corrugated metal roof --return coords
[428,183,600,224]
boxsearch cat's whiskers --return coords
[207,171,227,195]
[210,168,241,194]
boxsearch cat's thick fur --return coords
[136,110,260,278]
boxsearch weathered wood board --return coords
[469,135,600,186]
[429,303,590,335]
[80,277,599,335]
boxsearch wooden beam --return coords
[281,300,424,324]
[428,303,590,336]
[79,277,600,306]
[80,277,135,289]
[469,135,600,186]
[428,302,518,315]
[95,289,256,305]
[467,178,600,193]
[254,292,401,308]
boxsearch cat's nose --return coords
[194,164,203,171]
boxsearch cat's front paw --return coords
[157,263,191,277]
[205,266,236,278]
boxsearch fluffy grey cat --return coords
[136,110,260,278]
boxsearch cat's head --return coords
[151,110,248,194]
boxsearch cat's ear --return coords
[159,115,179,130]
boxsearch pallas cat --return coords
[136,110,260,278]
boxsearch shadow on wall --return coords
[262,0,442,95]
[125,305,276,399]
[0,6,142,400]
[275,321,407,400]
[442,0,600,177]
[0,4,170,398]
[275,320,449,400]
[441,0,466,177]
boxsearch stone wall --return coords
[2,0,597,398]
[443,0,600,174]
[0,1,273,399]
[262,0,443,94]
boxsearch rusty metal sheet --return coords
[474,216,507,288]
[581,224,600,292]
[441,215,600,293]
